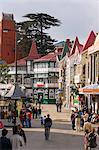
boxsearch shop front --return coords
[79,84,99,113]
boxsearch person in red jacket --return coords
[26,111,32,128]
[0,120,4,129]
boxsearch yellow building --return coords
[79,31,99,113]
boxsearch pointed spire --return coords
[61,41,69,59]
[83,30,96,51]
[70,37,80,56]
[26,39,40,60]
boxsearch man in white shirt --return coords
[11,126,24,150]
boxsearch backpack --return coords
[88,133,97,148]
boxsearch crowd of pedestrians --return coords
[70,107,99,150]
[71,108,99,131]
[0,124,26,150]
[19,103,42,128]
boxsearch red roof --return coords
[34,52,57,62]
[69,37,83,56]
[17,58,26,66]
[82,31,96,52]
[26,39,40,60]
[10,39,40,66]
[10,58,26,66]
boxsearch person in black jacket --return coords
[17,124,27,144]
[0,128,12,150]
[71,110,76,130]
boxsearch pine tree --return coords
[17,13,61,55]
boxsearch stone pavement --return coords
[0,104,99,150]
[1,104,99,137]
[1,104,71,126]
[41,104,71,121]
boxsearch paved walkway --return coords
[1,104,99,136]
[41,104,71,121]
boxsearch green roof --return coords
[60,42,69,59]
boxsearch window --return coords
[74,64,77,75]
[90,56,92,82]
[49,62,54,68]
[61,70,62,76]
[30,61,33,71]
[82,64,86,75]
[88,62,89,78]
[93,55,95,83]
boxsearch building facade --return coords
[87,33,99,113]
[0,13,15,64]
[33,52,59,104]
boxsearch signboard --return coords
[36,82,44,87]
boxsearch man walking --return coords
[44,114,52,140]
[11,126,24,150]
[17,124,27,144]
[71,110,76,130]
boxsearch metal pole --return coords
[14,24,17,126]
[15,28,17,83]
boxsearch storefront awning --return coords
[4,83,25,99]
[79,84,99,94]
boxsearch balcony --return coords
[34,68,48,73]
[48,68,59,72]
[9,70,26,75]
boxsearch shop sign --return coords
[36,82,44,87]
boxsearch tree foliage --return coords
[0,64,11,84]
[17,13,61,55]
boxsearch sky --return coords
[0,0,99,44]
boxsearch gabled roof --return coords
[26,39,40,60]
[60,42,69,59]
[82,31,96,52]
[69,37,83,56]
[88,32,99,54]
[10,58,26,66]
[17,58,26,66]
[34,52,57,62]
[10,39,40,66]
